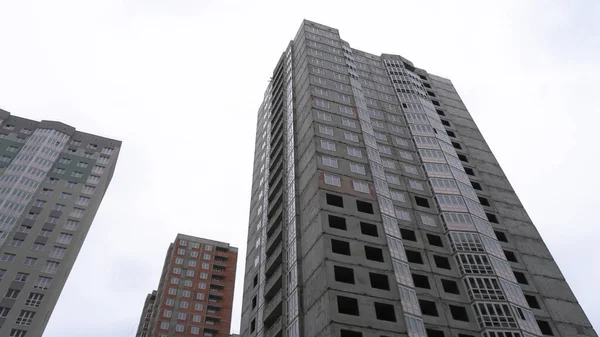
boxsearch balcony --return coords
[265,243,282,278]
[266,224,282,256]
[264,265,283,299]
[263,289,283,326]
[264,317,283,337]
[267,210,283,233]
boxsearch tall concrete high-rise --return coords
[135,234,238,337]
[0,109,120,337]
[240,20,597,337]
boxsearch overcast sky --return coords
[0,0,598,336]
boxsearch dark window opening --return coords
[486,213,499,223]
[427,234,444,247]
[326,193,344,207]
[537,320,554,336]
[250,319,256,333]
[434,255,451,270]
[436,109,445,116]
[423,83,431,88]
[340,330,362,337]
[369,273,390,290]
[331,239,351,256]
[441,119,450,127]
[356,200,374,214]
[253,274,258,287]
[419,75,427,80]
[365,246,384,262]
[374,302,396,321]
[525,295,541,309]
[471,181,482,190]
[405,250,423,264]
[449,305,469,321]
[514,271,529,285]
[360,222,378,237]
[419,300,438,316]
[328,215,347,230]
[432,100,440,106]
[441,279,460,294]
[334,266,355,284]
[252,296,257,309]
[412,273,430,289]
[446,130,456,137]
[464,167,475,176]
[478,197,490,206]
[458,335,475,337]
[427,91,436,97]
[494,231,508,242]
[504,250,518,263]
[400,228,417,241]
[415,196,430,208]
[458,154,468,162]
[337,296,359,316]
[452,142,462,150]
[426,329,445,337]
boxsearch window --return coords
[9,329,28,337]
[340,330,362,337]
[504,250,518,263]
[347,147,362,158]
[419,300,438,316]
[486,213,499,223]
[409,180,424,191]
[326,193,343,207]
[59,192,72,200]
[353,181,369,193]
[34,276,52,289]
[322,156,338,168]
[160,322,169,330]
[494,231,508,242]
[525,295,541,309]
[478,197,490,206]
[324,173,341,187]
[427,234,444,247]
[390,190,406,202]
[537,320,554,335]
[374,302,396,321]
[59,157,71,164]
[356,200,374,214]
[464,167,475,176]
[18,225,31,233]
[337,296,359,316]
[441,279,460,294]
[471,181,482,190]
[334,266,355,284]
[82,185,95,194]
[344,132,359,142]
[415,196,429,208]
[364,246,384,262]
[405,250,423,264]
[25,293,44,307]
[349,163,366,175]
[412,274,430,289]
[10,239,24,247]
[400,229,417,241]
[434,255,451,269]
[331,239,351,255]
[320,139,336,151]
[360,222,378,237]
[23,257,37,266]
[315,99,330,109]
[250,319,256,333]
[449,305,469,321]
[369,273,390,290]
[1,253,15,262]
[328,215,346,230]
[67,181,77,189]
[514,271,528,285]
[342,118,356,128]
[57,233,73,244]
[319,125,334,136]
[15,310,36,325]
[15,273,29,282]
[6,288,21,299]
[33,200,46,207]
[426,329,445,337]
[41,188,53,196]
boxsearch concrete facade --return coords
[0,109,120,337]
[240,20,597,337]
[134,234,238,337]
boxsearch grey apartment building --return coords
[0,109,120,337]
[240,20,596,337]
